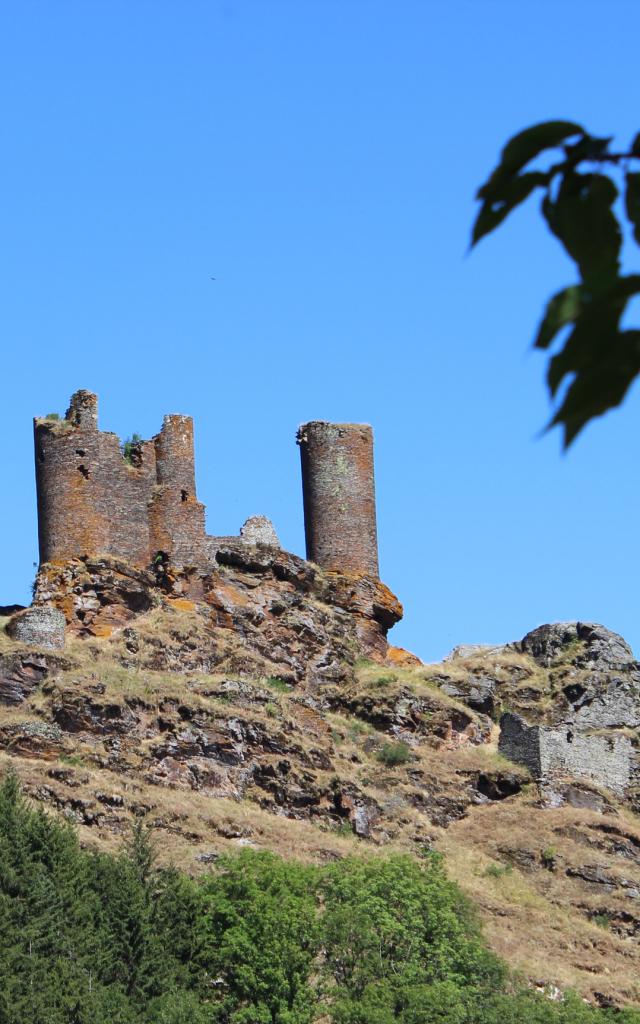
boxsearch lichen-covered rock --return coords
[518,621,634,670]
[33,548,402,684]
[7,606,66,649]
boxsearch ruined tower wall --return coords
[148,415,208,566]
[297,421,379,577]
[35,393,209,569]
[34,392,157,566]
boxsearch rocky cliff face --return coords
[1,572,640,1008]
[33,546,403,683]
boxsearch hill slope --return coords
[2,564,640,1008]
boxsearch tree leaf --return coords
[631,132,640,155]
[542,172,621,291]
[546,311,617,397]
[550,329,640,447]
[535,275,640,354]
[477,121,584,202]
[471,172,548,246]
[534,286,583,350]
[562,135,612,164]
[625,173,640,245]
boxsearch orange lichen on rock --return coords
[386,645,422,667]
[167,598,196,613]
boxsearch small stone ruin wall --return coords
[540,728,635,797]
[498,713,542,777]
[499,712,637,799]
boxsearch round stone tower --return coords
[297,421,379,577]
[34,390,111,564]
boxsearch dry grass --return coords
[440,794,640,1005]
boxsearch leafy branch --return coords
[473,120,640,447]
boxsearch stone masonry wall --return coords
[498,713,542,777]
[540,729,635,797]
[33,394,401,657]
[148,415,209,566]
[499,712,636,798]
[34,393,157,566]
[297,421,379,577]
[6,606,66,650]
[35,392,208,569]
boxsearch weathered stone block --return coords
[239,516,280,547]
[7,606,65,650]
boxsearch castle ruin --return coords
[34,391,383,579]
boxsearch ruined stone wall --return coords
[35,392,157,566]
[35,392,208,569]
[498,713,543,777]
[148,415,208,566]
[35,395,391,590]
[7,606,66,650]
[499,711,636,798]
[297,421,379,577]
[539,729,635,797]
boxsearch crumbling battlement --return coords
[498,712,638,798]
[35,391,209,569]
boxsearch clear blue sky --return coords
[2,0,640,662]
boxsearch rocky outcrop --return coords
[429,621,640,809]
[31,547,402,684]
[0,653,51,704]
[518,622,635,671]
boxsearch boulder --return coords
[7,606,65,650]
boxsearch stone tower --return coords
[34,390,208,568]
[297,421,379,577]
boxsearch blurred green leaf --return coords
[536,275,640,355]
[562,135,612,163]
[477,120,584,202]
[472,172,548,246]
[551,330,640,447]
[546,310,619,397]
[534,286,583,350]
[542,172,621,291]
[474,120,640,446]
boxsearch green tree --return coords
[320,853,503,1022]
[197,850,320,1023]
[472,121,640,446]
